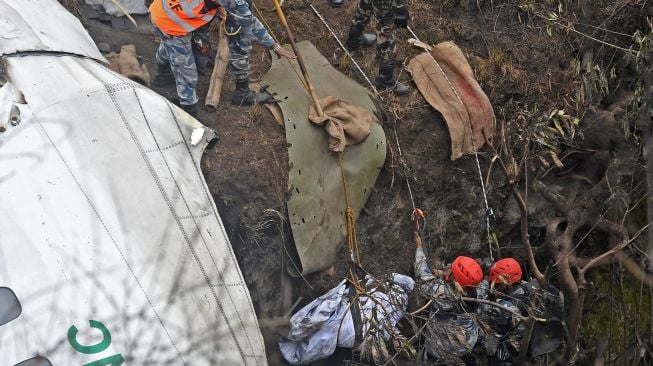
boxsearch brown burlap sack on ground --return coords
[407,41,495,160]
[308,95,372,153]
[106,44,150,86]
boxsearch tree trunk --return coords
[547,220,581,347]
[642,68,653,258]
[578,0,597,105]
[558,253,581,344]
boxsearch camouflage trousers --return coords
[221,0,276,81]
[225,20,264,80]
[226,18,255,82]
[154,26,199,105]
[349,0,396,63]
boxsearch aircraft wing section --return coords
[0,55,266,365]
[0,0,105,61]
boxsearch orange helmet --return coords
[451,256,483,287]
[489,258,522,285]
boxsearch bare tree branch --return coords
[485,133,546,285]
[532,179,568,213]
[581,222,651,276]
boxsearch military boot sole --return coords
[232,90,277,106]
[231,93,256,106]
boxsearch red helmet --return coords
[451,256,483,287]
[489,258,522,285]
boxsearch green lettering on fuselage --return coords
[67,320,124,365]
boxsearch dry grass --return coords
[472,47,529,97]
[244,208,285,246]
[58,0,81,15]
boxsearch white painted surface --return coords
[0,0,105,60]
[0,2,267,363]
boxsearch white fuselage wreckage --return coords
[0,1,267,365]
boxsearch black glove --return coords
[394,7,409,28]
[203,0,221,10]
[192,31,210,54]
[192,30,212,75]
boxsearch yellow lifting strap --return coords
[253,2,310,93]
[338,153,363,283]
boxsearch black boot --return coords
[152,63,175,87]
[375,61,410,96]
[345,32,376,52]
[231,79,276,106]
[328,0,343,7]
[180,103,198,118]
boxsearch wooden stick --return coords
[205,28,230,110]
[460,297,534,323]
[270,0,324,117]
[110,0,138,27]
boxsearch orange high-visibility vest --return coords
[150,0,217,36]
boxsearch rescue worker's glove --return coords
[394,7,410,28]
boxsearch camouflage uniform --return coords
[415,247,460,313]
[349,0,407,63]
[414,247,482,361]
[221,0,275,82]
[154,26,199,106]
[475,280,527,361]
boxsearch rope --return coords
[216,7,241,36]
[263,0,365,282]
[301,3,496,262]
[303,0,381,99]
[412,208,426,236]
[406,26,495,261]
[304,1,427,254]
[252,3,310,93]
[338,152,363,283]
[303,0,422,215]
[394,129,416,211]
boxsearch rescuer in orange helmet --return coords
[411,209,482,360]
